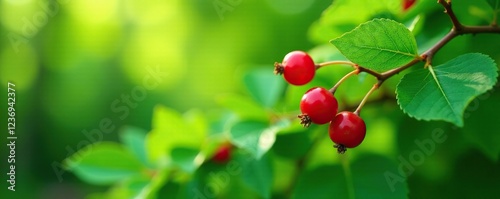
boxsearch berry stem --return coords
[315,60,356,70]
[354,83,380,115]
[329,69,359,94]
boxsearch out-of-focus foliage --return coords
[1,0,500,198]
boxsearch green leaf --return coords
[146,106,202,165]
[235,151,273,199]
[86,176,151,199]
[331,18,419,72]
[171,147,203,173]
[65,142,143,185]
[229,121,279,159]
[244,68,286,108]
[216,94,269,121]
[119,126,150,167]
[183,109,208,142]
[397,53,498,127]
[308,0,401,43]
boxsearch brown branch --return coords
[438,0,463,31]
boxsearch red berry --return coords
[212,144,231,163]
[274,51,316,86]
[402,0,416,11]
[329,111,366,154]
[299,87,338,127]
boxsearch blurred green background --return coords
[1,0,500,198]
[0,0,331,198]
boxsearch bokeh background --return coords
[1,0,500,198]
[0,0,332,198]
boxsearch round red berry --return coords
[274,51,315,86]
[329,111,366,154]
[299,87,338,126]
[212,144,231,163]
[402,0,416,11]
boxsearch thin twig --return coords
[438,0,463,31]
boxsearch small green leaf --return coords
[171,147,203,173]
[65,142,143,185]
[236,151,273,199]
[244,68,286,108]
[229,121,278,159]
[331,18,419,72]
[146,106,202,165]
[119,126,150,167]
[183,109,208,142]
[308,0,402,43]
[397,53,498,127]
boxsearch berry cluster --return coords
[275,51,367,154]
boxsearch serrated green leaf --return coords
[229,121,279,159]
[331,18,419,72]
[244,68,286,108]
[65,142,144,185]
[397,53,498,127]
[309,0,401,43]
[119,126,150,167]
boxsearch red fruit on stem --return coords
[274,51,316,86]
[329,111,366,154]
[212,144,231,163]
[403,0,416,11]
[299,87,338,127]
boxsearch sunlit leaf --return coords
[309,0,401,43]
[65,142,143,185]
[146,106,202,165]
[119,126,150,167]
[331,18,419,72]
